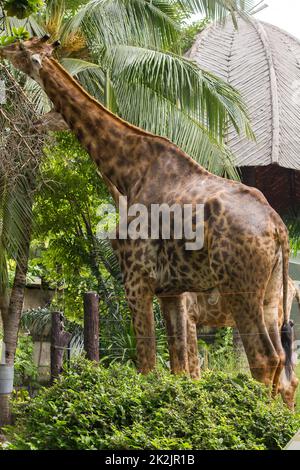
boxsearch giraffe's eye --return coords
[31,54,42,68]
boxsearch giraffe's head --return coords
[0,35,60,81]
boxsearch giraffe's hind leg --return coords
[224,292,280,388]
[159,295,189,375]
[267,276,299,409]
[278,282,299,410]
[186,316,201,379]
[263,264,286,397]
[184,293,201,379]
[279,371,299,410]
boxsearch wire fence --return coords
[54,324,300,373]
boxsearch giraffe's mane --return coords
[48,58,172,144]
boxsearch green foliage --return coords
[101,301,169,367]
[285,214,300,256]
[0,26,30,45]
[20,307,51,339]
[202,328,238,369]
[5,358,300,450]
[14,335,38,386]
[3,0,44,19]
[171,18,210,54]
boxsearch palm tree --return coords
[1,0,260,177]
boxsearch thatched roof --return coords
[187,17,300,170]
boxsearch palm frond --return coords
[20,306,84,355]
[0,241,9,292]
[69,331,84,356]
[0,63,44,268]
[23,78,51,115]
[62,0,180,49]
[61,57,106,101]
[0,177,33,260]
[95,238,122,281]
[3,14,46,36]
[61,57,102,76]
[114,80,239,178]
[104,44,253,142]
[20,307,52,338]
[44,0,66,39]
[179,0,264,25]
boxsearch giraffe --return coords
[34,113,299,410]
[181,277,299,409]
[35,110,299,405]
[0,37,293,397]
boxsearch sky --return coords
[190,1,300,39]
[256,0,300,39]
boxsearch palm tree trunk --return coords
[0,225,31,426]
[0,289,9,336]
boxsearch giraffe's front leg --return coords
[126,288,156,374]
[159,295,189,375]
[184,293,201,379]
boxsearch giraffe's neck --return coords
[39,58,156,196]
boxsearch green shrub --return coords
[5,358,300,450]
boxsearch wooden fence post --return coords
[51,311,71,383]
[83,292,99,362]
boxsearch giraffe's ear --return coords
[41,34,51,42]
[52,40,61,49]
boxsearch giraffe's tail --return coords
[295,284,300,310]
[280,229,293,381]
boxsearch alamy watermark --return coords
[96,196,205,251]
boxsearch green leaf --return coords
[0,26,30,45]
[62,0,181,49]
[3,0,44,19]
[177,0,263,25]
[105,44,253,142]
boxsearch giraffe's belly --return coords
[112,238,218,295]
[154,240,217,295]
[184,292,236,327]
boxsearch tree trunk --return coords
[0,394,10,428]
[0,289,9,341]
[0,234,31,426]
[83,292,99,362]
[50,312,71,383]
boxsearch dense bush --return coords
[5,359,300,450]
